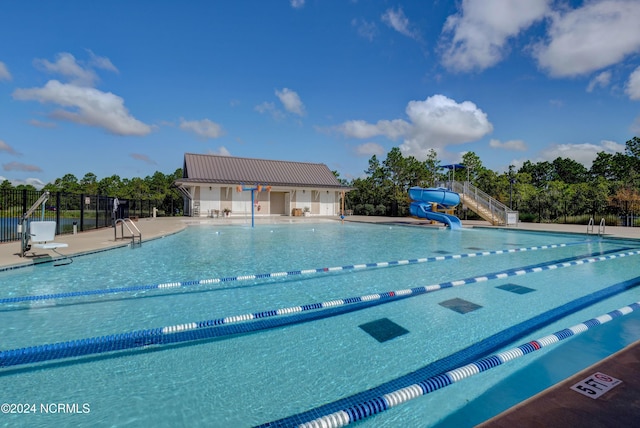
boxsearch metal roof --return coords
[176,153,345,188]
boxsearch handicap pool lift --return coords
[19,191,72,265]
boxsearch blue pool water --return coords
[1,222,640,427]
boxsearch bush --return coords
[363,204,376,216]
[375,204,386,215]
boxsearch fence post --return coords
[55,192,61,234]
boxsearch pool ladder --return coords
[587,217,605,236]
[114,218,142,248]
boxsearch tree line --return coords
[342,137,640,225]
[2,169,184,216]
[5,136,640,224]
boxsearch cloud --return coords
[352,18,378,41]
[440,0,549,72]
[0,61,11,81]
[34,52,101,86]
[0,140,20,155]
[381,7,421,41]
[587,71,612,92]
[130,153,157,165]
[540,140,625,166]
[355,142,385,157]
[334,95,493,161]
[336,119,410,140]
[400,95,493,159]
[275,88,305,116]
[489,138,527,151]
[626,66,640,100]
[290,0,304,9]
[86,49,119,73]
[3,161,42,172]
[179,118,224,139]
[208,146,231,156]
[28,119,57,128]
[533,0,640,77]
[13,80,151,136]
[255,101,285,120]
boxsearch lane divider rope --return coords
[296,300,640,428]
[1,248,637,369]
[1,242,586,305]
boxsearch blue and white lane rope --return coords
[1,249,637,368]
[0,242,584,305]
[296,301,640,428]
[159,248,640,334]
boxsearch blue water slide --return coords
[408,186,462,229]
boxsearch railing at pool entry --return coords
[587,217,606,236]
[114,218,142,248]
[1,241,590,304]
[2,247,639,369]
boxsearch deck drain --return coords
[496,283,535,294]
[439,298,482,314]
[359,318,409,343]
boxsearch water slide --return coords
[409,186,462,229]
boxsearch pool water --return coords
[1,222,639,427]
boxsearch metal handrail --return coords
[599,218,606,236]
[444,181,517,225]
[114,218,142,247]
[587,217,594,234]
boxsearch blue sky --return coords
[1,0,640,188]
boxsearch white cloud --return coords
[13,80,151,136]
[352,18,377,41]
[179,118,224,139]
[33,51,118,87]
[336,119,410,140]
[290,0,304,9]
[255,101,285,120]
[86,49,119,73]
[334,95,493,161]
[0,139,19,155]
[440,0,549,72]
[381,7,421,40]
[534,0,640,77]
[208,146,231,156]
[540,140,625,166]
[626,66,640,100]
[34,53,98,86]
[400,95,493,159]
[275,88,305,116]
[355,142,385,157]
[489,138,527,151]
[587,71,612,92]
[0,61,11,81]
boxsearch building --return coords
[173,153,350,217]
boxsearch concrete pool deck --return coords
[1,215,639,426]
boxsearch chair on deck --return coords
[29,221,69,251]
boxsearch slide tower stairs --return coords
[446,181,518,226]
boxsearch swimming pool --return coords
[1,222,640,427]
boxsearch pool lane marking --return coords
[1,248,638,369]
[1,242,589,304]
[158,247,638,335]
[294,301,640,428]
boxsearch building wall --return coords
[188,184,340,217]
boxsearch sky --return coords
[1,0,640,189]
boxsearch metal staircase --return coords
[446,181,518,226]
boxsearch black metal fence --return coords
[1,189,160,243]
